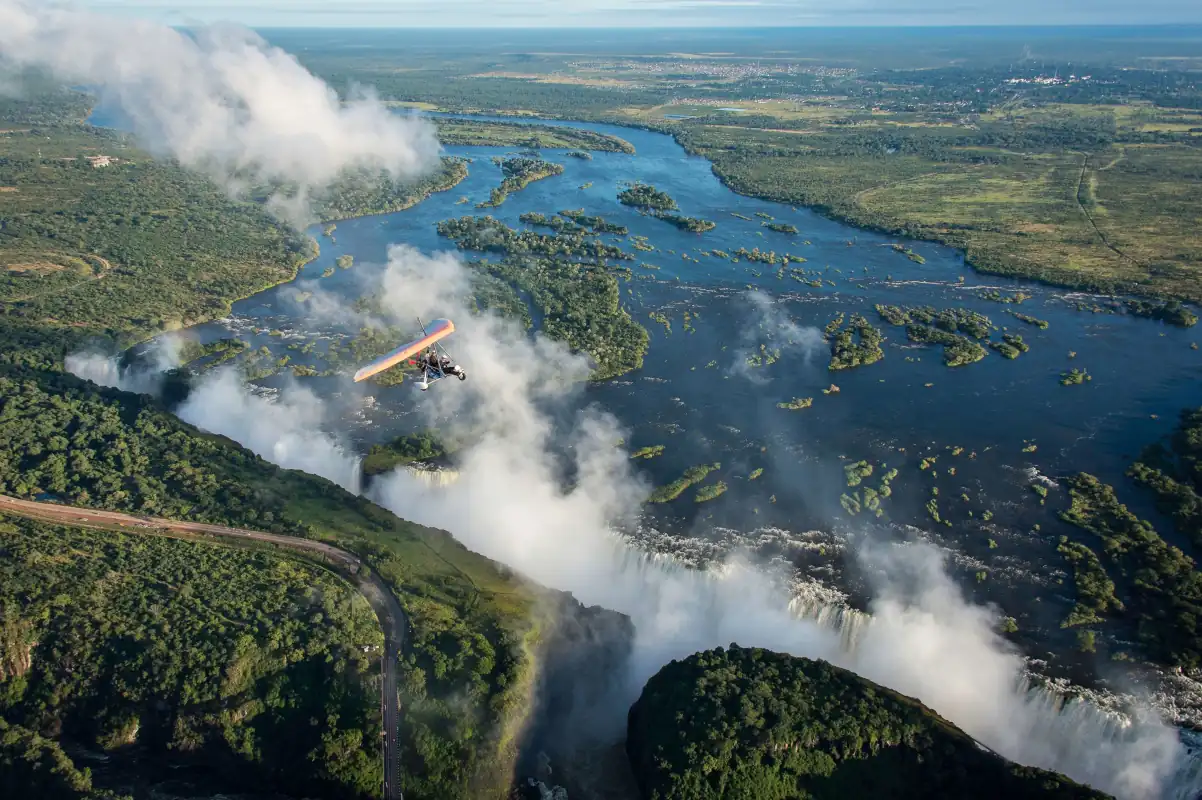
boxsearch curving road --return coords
[0,494,407,800]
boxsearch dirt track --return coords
[0,494,408,800]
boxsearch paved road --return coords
[0,494,407,800]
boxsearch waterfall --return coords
[367,466,1202,799]
[788,592,870,651]
[401,464,460,488]
[788,590,1202,800]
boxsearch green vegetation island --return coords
[876,305,994,367]
[631,444,666,459]
[627,646,1111,800]
[656,213,716,233]
[432,117,635,153]
[989,332,1030,359]
[476,156,564,208]
[614,183,714,231]
[648,463,721,503]
[828,313,885,370]
[694,481,727,503]
[305,158,469,223]
[618,182,678,211]
[470,256,650,380]
[1061,368,1092,386]
[437,215,634,263]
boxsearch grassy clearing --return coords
[435,118,635,152]
[677,123,1202,300]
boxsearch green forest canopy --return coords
[0,516,382,799]
[0,366,545,800]
[626,645,1112,800]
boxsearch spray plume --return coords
[731,290,824,381]
[175,369,361,494]
[64,336,182,396]
[0,0,440,211]
[64,244,1194,799]
[362,246,1188,799]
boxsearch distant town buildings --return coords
[566,58,856,81]
[86,155,115,168]
[1004,75,1092,85]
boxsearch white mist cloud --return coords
[371,245,596,435]
[850,542,1185,800]
[63,337,362,491]
[64,335,182,395]
[730,290,825,382]
[0,0,440,207]
[65,241,1192,798]
[175,368,361,493]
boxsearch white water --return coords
[402,464,460,488]
[788,581,1202,800]
[549,538,1202,800]
[396,462,1202,799]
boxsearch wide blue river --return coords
[98,107,1201,665]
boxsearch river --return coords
[163,112,1199,588]
[90,106,1202,796]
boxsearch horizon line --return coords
[244,23,1202,30]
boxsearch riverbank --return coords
[413,106,1202,305]
[647,120,1202,304]
[312,157,470,224]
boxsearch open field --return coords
[468,71,646,88]
[678,124,1202,298]
[0,124,311,361]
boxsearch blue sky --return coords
[80,0,1202,28]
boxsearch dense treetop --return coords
[0,366,545,799]
[626,645,1112,800]
[0,516,382,799]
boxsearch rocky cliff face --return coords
[513,590,640,800]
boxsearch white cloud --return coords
[0,0,441,210]
[177,369,363,492]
